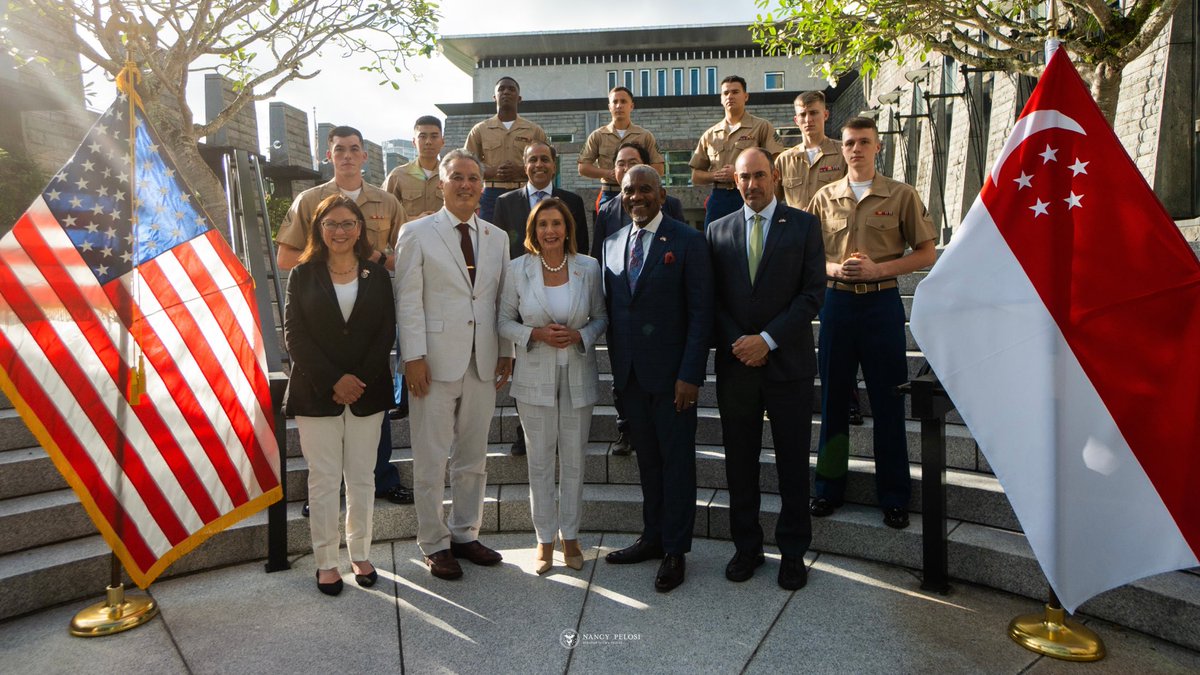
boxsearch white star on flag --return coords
[1014,172,1033,190]
[1029,198,1050,217]
[1064,192,1084,209]
[1069,159,1089,176]
[1039,145,1059,163]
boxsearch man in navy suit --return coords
[602,165,713,592]
[707,147,825,590]
[590,141,686,458]
[493,141,590,261]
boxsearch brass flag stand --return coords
[1008,587,1105,661]
[69,555,158,637]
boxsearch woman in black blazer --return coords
[283,194,396,596]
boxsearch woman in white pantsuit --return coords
[283,194,396,596]
[498,198,607,574]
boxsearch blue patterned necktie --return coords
[628,228,646,292]
[533,190,548,203]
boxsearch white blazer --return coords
[395,208,513,382]
[498,253,607,408]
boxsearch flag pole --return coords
[69,32,158,637]
[1000,11,1105,660]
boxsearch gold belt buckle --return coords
[854,283,869,294]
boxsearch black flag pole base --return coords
[69,583,159,637]
[1008,602,1105,661]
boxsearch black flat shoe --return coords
[654,554,686,592]
[810,497,841,517]
[302,501,310,518]
[778,556,809,590]
[377,485,414,505]
[883,508,910,529]
[316,571,343,596]
[725,551,766,582]
[354,569,378,587]
[604,538,665,565]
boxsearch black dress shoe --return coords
[609,433,633,456]
[810,497,841,517]
[510,433,527,457]
[377,485,414,505]
[316,571,343,596]
[654,554,686,592]
[848,408,865,426]
[604,538,665,565]
[354,568,378,587]
[778,557,809,590]
[883,508,910,529]
[302,501,310,518]
[725,551,766,582]
[450,540,503,566]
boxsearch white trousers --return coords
[296,408,384,570]
[516,365,592,543]
[409,362,496,555]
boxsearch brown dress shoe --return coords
[450,540,503,566]
[425,549,463,580]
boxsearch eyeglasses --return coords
[320,220,360,232]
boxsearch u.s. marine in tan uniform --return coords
[578,86,664,211]
[775,91,846,211]
[463,76,547,222]
[383,115,445,225]
[805,116,936,531]
[276,125,406,271]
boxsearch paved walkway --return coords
[3,533,1198,674]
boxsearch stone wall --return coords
[203,75,259,153]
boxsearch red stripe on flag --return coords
[172,239,277,490]
[0,224,189,550]
[131,257,278,493]
[104,277,252,507]
[15,215,223,525]
[203,230,276,420]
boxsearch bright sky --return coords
[192,0,764,153]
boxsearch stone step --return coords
[590,346,929,380]
[1,484,1195,654]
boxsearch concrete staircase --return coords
[1,270,1197,652]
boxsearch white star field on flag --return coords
[1007,145,1088,222]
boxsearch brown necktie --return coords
[456,222,476,285]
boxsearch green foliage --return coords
[0,147,47,232]
[264,191,292,239]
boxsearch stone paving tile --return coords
[745,552,1042,674]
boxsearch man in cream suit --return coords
[395,149,514,580]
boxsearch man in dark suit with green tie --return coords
[706,147,825,590]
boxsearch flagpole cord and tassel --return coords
[70,27,158,637]
[1008,587,1105,661]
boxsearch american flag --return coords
[0,92,281,587]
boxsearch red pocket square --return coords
[664,251,676,264]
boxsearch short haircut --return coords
[524,141,557,163]
[608,86,634,102]
[737,146,774,166]
[299,194,372,263]
[622,164,661,189]
[495,76,520,91]
[327,125,363,145]
[413,115,442,131]
[720,75,748,91]
[842,116,880,135]
[794,91,827,108]
[524,197,579,256]
[612,141,650,165]
[439,148,483,181]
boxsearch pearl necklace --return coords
[540,255,567,273]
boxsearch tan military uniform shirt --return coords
[775,138,846,210]
[578,122,664,189]
[689,113,786,186]
[383,160,442,224]
[807,174,936,271]
[275,179,407,253]
[463,115,548,189]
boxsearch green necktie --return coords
[748,214,764,283]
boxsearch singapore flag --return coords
[910,48,1199,612]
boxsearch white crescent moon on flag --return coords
[991,110,1087,183]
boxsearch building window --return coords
[689,68,700,95]
[623,70,634,90]
[764,72,785,91]
[607,71,617,91]
[663,150,693,187]
[640,69,651,97]
[706,67,717,94]
[673,68,683,96]
[657,69,666,96]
